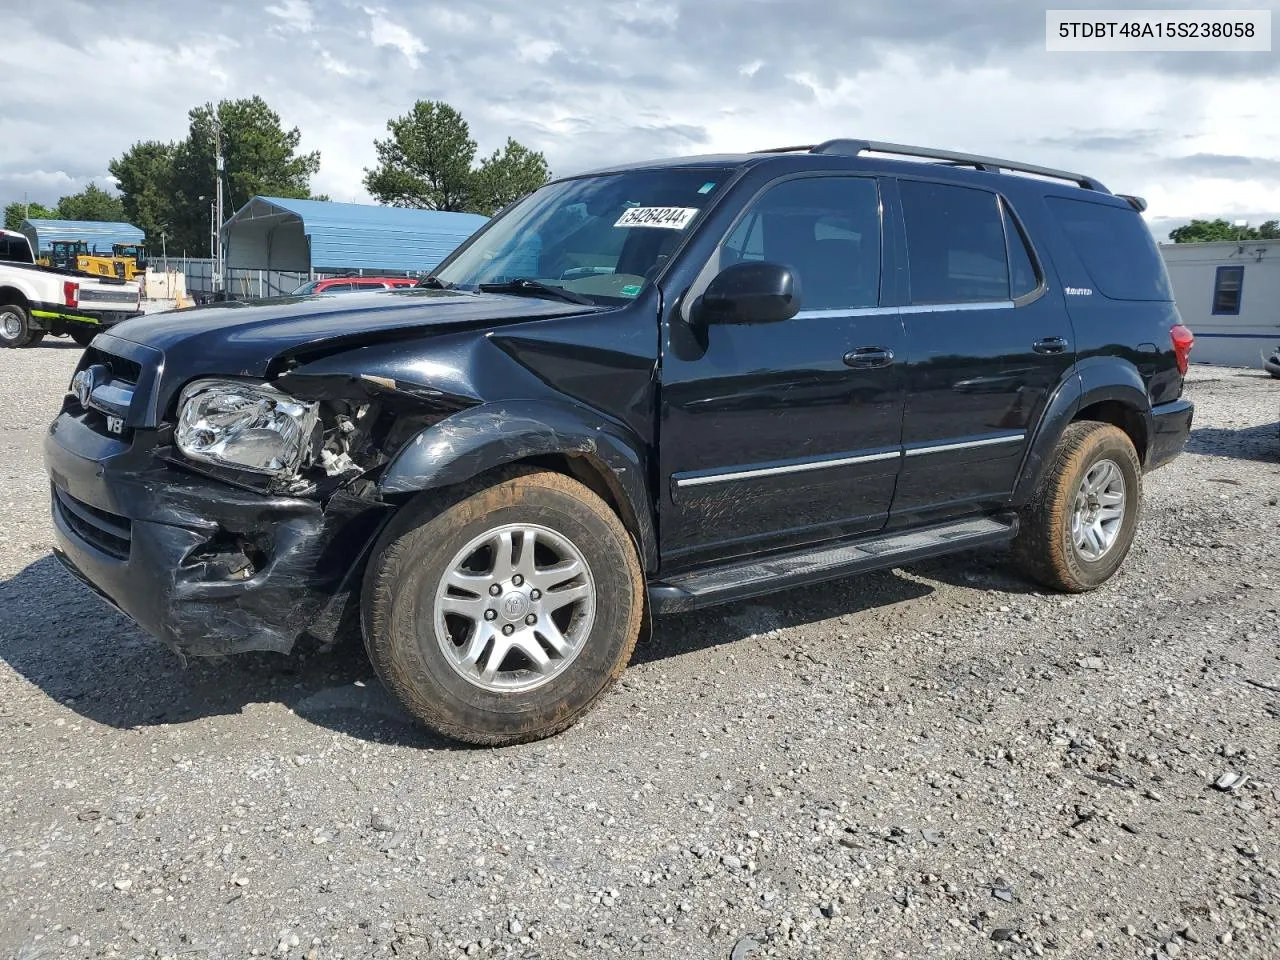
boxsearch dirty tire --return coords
[362,469,644,746]
[0,302,41,348]
[1013,421,1142,593]
[69,327,97,347]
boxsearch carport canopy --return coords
[222,196,489,275]
[22,219,144,256]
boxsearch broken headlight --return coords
[175,379,319,478]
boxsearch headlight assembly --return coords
[175,379,319,478]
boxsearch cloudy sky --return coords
[2,0,1278,237]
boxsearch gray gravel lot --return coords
[1,344,1277,960]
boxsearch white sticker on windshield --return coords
[614,206,699,230]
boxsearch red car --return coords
[290,276,419,296]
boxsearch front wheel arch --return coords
[377,401,657,572]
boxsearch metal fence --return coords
[164,258,424,302]
[172,259,307,300]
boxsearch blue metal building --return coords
[222,196,488,276]
[22,219,145,256]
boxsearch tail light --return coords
[63,281,79,308]
[1171,324,1194,376]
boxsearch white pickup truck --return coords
[0,228,143,348]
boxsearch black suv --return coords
[45,139,1195,745]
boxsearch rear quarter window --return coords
[1045,197,1172,301]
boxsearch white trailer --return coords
[1160,239,1279,368]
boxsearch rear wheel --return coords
[69,327,97,347]
[362,469,644,745]
[1013,421,1142,592]
[0,303,42,348]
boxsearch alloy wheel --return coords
[433,522,596,692]
[1070,458,1126,561]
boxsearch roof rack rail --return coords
[753,139,1107,192]
[752,144,817,154]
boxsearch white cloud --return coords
[0,0,1277,226]
[265,0,315,34]
[363,7,428,68]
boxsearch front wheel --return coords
[362,469,644,745]
[1013,421,1142,592]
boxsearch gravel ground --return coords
[1,344,1277,960]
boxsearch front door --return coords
[888,178,1076,523]
[659,174,907,569]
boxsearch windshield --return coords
[434,167,733,305]
[290,280,321,296]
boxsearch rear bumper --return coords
[44,412,389,657]
[1146,397,1194,472]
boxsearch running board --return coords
[648,515,1018,614]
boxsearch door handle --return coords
[1032,337,1068,355]
[843,346,895,369]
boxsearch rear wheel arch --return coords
[0,285,32,312]
[1014,359,1153,503]
[1074,398,1148,463]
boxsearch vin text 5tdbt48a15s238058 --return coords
[45,139,1194,745]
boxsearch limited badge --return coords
[614,207,699,230]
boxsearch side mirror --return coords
[699,261,801,325]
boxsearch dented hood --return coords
[107,288,596,378]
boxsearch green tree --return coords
[111,96,321,255]
[3,201,56,230]
[364,101,550,214]
[109,140,177,247]
[1169,218,1280,242]
[471,138,552,215]
[55,183,126,222]
[364,101,478,211]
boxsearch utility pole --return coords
[211,105,226,296]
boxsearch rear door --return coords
[659,174,907,567]
[889,178,1073,522]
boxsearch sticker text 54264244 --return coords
[614,207,700,230]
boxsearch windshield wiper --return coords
[477,278,595,306]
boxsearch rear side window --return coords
[899,181,1009,304]
[1211,265,1243,315]
[1045,197,1172,301]
[0,234,33,263]
[1002,202,1040,299]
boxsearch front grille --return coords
[53,486,131,560]
[82,347,141,385]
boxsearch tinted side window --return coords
[0,235,32,262]
[1211,265,1243,315]
[1002,201,1040,299]
[900,180,1009,304]
[322,282,354,293]
[1045,197,1172,301]
[720,177,881,310]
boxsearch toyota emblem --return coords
[70,364,107,409]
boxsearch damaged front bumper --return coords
[45,411,390,657]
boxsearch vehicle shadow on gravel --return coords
[637,567,938,664]
[1186,423,1278,464]
[0,555,447,749]
[4,551,1007,745]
